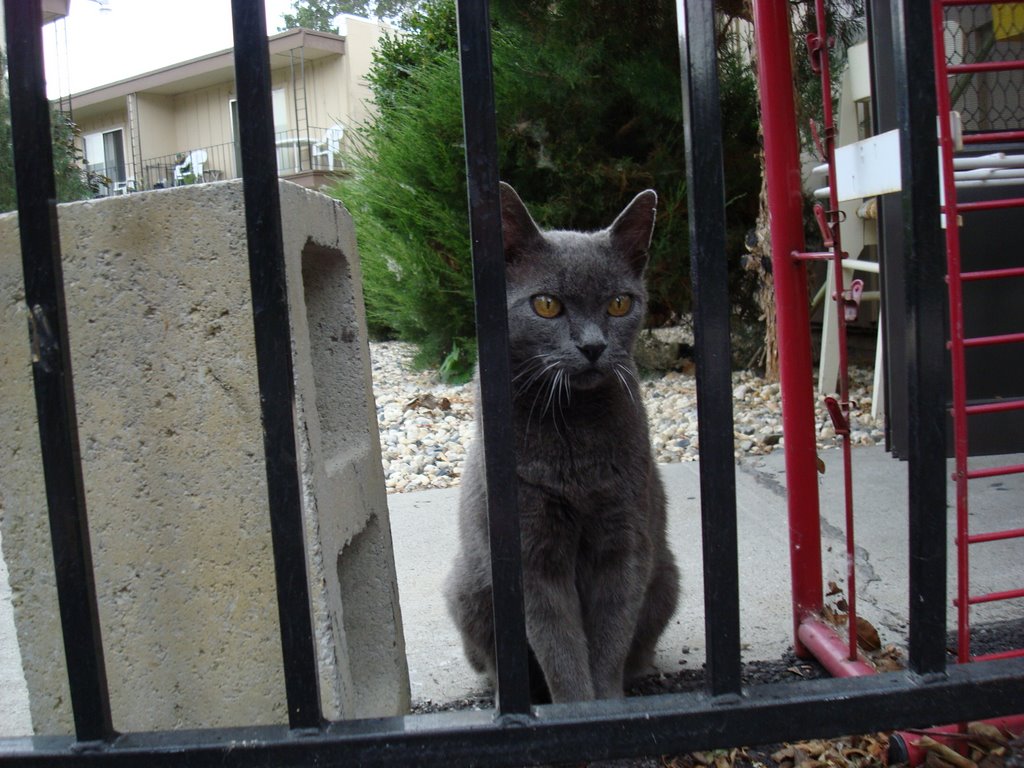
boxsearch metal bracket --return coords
[28,304,57,373]
[813,203,834,246]
[824,396,850,435]
[805,32,834,74]
[840,279,865,322]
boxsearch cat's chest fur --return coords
[513,387,652,508]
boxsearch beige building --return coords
[63,16,387,194]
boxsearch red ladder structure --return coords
[891,2,1024,762]
[757,1,1024,758]
[931,0,1024,667]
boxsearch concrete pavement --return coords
[389,445,1024,704]
[2,445,1021,733]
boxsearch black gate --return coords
[2,0,1023,765]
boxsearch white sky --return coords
[42,0,298,99]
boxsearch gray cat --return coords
[444,182,679,703]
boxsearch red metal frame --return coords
[751,0,825,661]
[753,0,1024,757]
[753,0,869,676]
[754,0,1024,689]
[932,0,1024,667]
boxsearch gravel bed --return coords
[370,340,885,494]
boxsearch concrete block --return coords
[0,180,409,734]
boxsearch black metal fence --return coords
[1,0,1023,765]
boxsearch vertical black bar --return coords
[866,0,904,456]
[891,0,948,676]
[230,1,323,729]
[676,0,742,696]
[4,0,114,743]
[454,0,532,716]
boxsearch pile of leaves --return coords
[662,723,1020,768]
[665,733,890,768]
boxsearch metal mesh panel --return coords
[944,4,1024,132]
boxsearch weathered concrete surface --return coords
[0,180,408,734]
[389,447,1024,704]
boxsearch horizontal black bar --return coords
[676,0,742,697]
[3,0,114,742]
[229,0,322,729]
[4,658,1024,767]
[454,0,532,716]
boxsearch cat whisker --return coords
[558,371,572,438]
[545,371,565,442]
[524,361,562,434]
[511,354,551,384]
[615,364,637,406]
[514,358,560,400]
[619,363,641,388]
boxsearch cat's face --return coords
[499,183,657,395]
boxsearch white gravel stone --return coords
[369,341,886,493]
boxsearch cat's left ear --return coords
[609,189,658,276]
[499,182,544,263]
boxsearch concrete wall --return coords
[0,180,409,735]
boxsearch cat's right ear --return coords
[499,182,543,263]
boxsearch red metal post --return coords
[752,0,824,655]
[810,0,860,664]
[930,0,972,665]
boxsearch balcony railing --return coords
[126,127,339,193]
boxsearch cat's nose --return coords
[578,343,606,363]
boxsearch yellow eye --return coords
[532,295,563,318]
[607,295,632,317]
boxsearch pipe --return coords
[889,716,1024,766]
[752,0,824,655]
[797,618,876,678]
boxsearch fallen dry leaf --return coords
[969,722,1010,750]
[856,617,882,651]
[925,753,961,768]
[404,393,451,411]
[916,735,978,768]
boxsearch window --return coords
[82,128,126,193]
[230,88,289,175]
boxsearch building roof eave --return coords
[63,27,346,113]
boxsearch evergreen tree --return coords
[336,0,861,380]
[0,52,95,213]
[280,0,417,30]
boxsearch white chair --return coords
[312,124,345,172]
[173,149,208,185]
[112,178,138,195]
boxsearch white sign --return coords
[834,129,903,202]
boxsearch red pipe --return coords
[963,130,1024,144]
[968,527,1024,544]
[948,60,1024,74]
[961,265,1024,281]
[752,0,823,656]
[890,716,1024,766]
[931,0,973,666]
[976,648,1024,662]
[796,618,876,677]
[966,587,1024,605]
[964,398,1024,415]
[810,0,860,665]
[957,197,1024,212]
[963,331,1024,347]
[967,463,1024,479]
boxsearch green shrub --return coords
[334,0,761,381]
